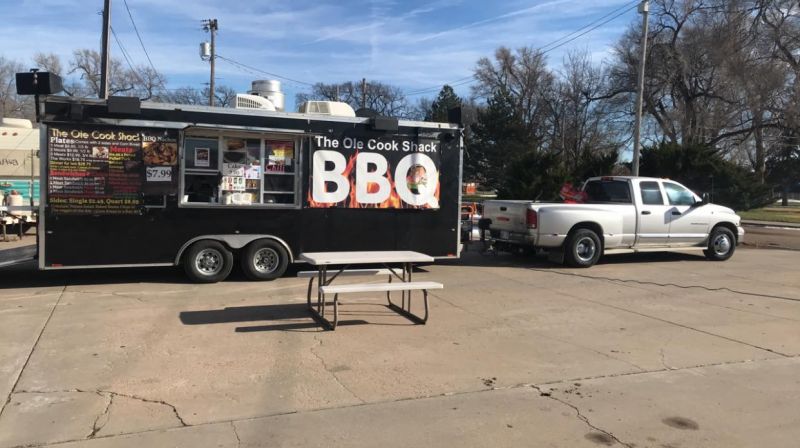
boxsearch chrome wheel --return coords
[712,233,732,256]
[253,247,279,274]
[195,248,223,276]
[575,237,597,262]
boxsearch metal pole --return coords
[100,0,112,99]
[361,78,367,109]
[632,0,649,177]
[209,19,217,107]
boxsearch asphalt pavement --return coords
[0,246,798,447]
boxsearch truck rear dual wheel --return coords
[183,240,234,283]
[240,240,289,281]
[564,228,602,268]
[704,226,736,261]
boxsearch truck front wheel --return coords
[183,240,234,283]
[240,239,289,280]
[704,226,736,261]
[564,229,602,268]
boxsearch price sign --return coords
[146,166,172,182]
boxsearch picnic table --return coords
[297,251,443,330]
[0,205,35,242]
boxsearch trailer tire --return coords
[183,240,234,283]
[564,228,602,268]
[240,239,289,281]
[704,226,735,261]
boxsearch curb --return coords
[741,220,800,229]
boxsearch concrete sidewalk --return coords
[1,247,799,447]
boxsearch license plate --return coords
[500,230,510,240]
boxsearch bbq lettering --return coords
[312,150,439,207]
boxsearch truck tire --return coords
[564,228,602,268]
[240,239,289,281]
[183,240,234,283]
[704,226,735,261]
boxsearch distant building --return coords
[0,118,39,205]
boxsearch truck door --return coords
[635,180,671,246]
[663,182,709,246]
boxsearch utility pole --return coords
[361,78,367,109]
[99,0,112,99]
[632,0,649,177]
[203,19,218,106]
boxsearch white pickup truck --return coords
[483,176,744,267]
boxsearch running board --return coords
[604,247,705,255]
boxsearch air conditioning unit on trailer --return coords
[235,94,277,111]
[297,101,356,117]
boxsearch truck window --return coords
[663,182,696,206]
[639,181,664,205]
[584,180,632,204]
[182,134,299,206]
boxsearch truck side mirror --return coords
[701,193,710,204]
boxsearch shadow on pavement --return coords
[180,302,399,332]
[443,244,706,269]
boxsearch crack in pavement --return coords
[530,384,634,447]
[528,267,800,303]
[0,285,66,421]
[487,267,794,358]
[10,388,187,429]
[231,421,242,448]
[87,392,114,438]
[310,335,364,404]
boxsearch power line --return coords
[404,0,641,97]
[110,26,140,80]
[122,0,158,74]
[215,54,315,88]
[539,0,640,53]
[541,1,639,55]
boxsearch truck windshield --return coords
[583,180,632,204]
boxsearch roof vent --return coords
[0,118,33,129]
[297,101,356,117]
[235,94,277,111]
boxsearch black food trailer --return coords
[1,96,463,282]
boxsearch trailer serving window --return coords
[180,132,300,207]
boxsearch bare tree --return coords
[296,80,411,117]
[67,49,166,100]
[550,50,624,172]
[472,47,556,148]
[0,56,33,119]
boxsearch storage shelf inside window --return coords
[182,135,298,207]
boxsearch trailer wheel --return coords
[564,228,602,268]
[240,239,289,281]
[183,240,234,283]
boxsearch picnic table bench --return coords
[297,251,443,330]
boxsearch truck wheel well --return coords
[567,222,604,246]
[712,222,738,244]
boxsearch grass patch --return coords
[739,206,800,223]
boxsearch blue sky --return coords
[2,0,639,110]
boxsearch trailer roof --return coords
[43,96,462,131]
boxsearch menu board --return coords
[47,125,178,215]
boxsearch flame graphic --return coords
[307,151,439,209]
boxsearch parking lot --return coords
[1,246,799,448]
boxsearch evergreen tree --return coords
[425,85,462,122]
